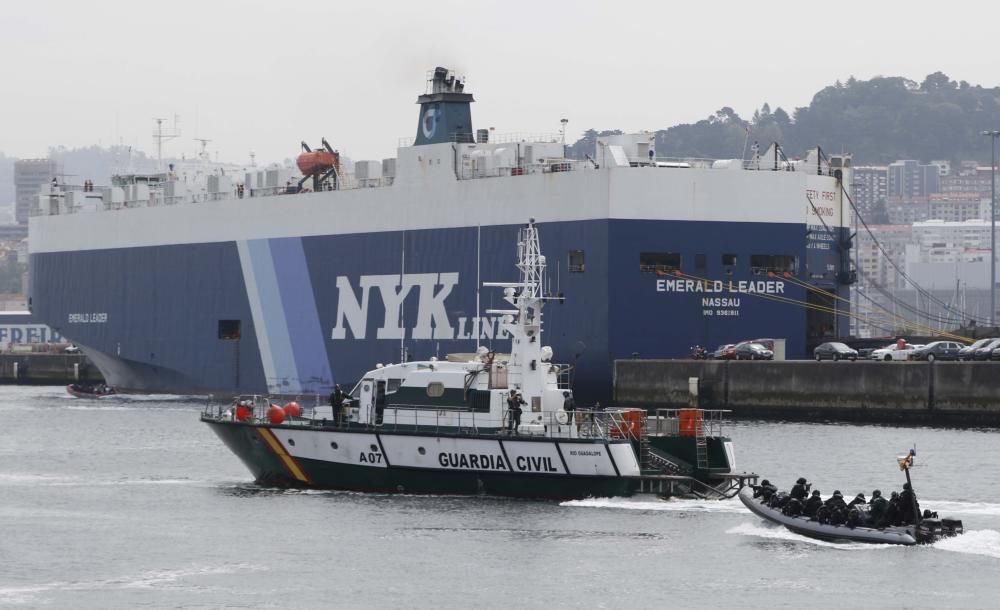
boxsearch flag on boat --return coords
[897,447,916,471]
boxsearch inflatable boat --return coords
[738,486,963,545]
[66,383,116,399]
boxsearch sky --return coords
[2,0,999,165]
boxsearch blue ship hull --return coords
[30,219,848,402]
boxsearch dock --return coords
[615,359,1000,426]
[0,352,105,385]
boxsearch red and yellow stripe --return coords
[256,427,310,484]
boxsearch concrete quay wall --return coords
[0,353,104,385]
[614,360,1000,425]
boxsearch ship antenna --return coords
[153,116,181,171]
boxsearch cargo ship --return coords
[28,67,853,401]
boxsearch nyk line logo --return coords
[330,272,509,341]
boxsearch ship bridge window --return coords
[218,320,241,340]
[751,255,798,275]
[639,252,681,273]
[426,382,445,398]
[568,250,585,273]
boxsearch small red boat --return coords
[66,383,116,398]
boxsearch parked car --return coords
[973,339,1000,361]
[63,344,81,353]
[735,342,774,360]
[748,338,776,351]
[990,346,1000,361]
[870,344,907,361]
[813,342,859,361]
[712,344,737,360]
[909,341,963,362]
[958,338,999,361]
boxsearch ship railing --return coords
[397,132,564,148]
[201,397,637,442]
[456,160,589,181]
[648,408,730,438]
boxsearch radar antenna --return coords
[153,116,181,170]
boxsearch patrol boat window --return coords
[639,252,681,273]
[426,382,445,398]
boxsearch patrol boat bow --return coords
[202,219,751,499]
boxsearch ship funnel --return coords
[414,67,475,146]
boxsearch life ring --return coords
[555,411,570,425]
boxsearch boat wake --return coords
[923,499,1000,517]
[0,562,265,605]
[561,496,745,514]
[726,522,895,550]
[0,473,211,488]
[933,529,1000,559]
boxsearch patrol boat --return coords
[201,220,753,499]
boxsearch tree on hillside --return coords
[568,72,1000,165]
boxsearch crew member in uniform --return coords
[562,391,576,429]
[507,391,525,433]
[869,490,889,527]
[329,384,345,425]
[899,483,921,525]
[790,477,810,501]
[803,489,823,518]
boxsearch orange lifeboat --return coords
[296,150,337,176]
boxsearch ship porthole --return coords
[287,438,295,446]
[330,441,339,450]
[370,444,379,453]
[418,447,426,455]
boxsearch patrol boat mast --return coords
[484,218,560,421]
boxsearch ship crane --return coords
[296,138,341,192]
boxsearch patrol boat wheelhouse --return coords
[202,220,752,499]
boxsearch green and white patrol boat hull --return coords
[204,419,639,499]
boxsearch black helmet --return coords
[563,391,570,397]
[833,490,843,497]
[903,483,912,491]
[872,489,882,498]
[796,477,807,485]
[811,490,821,497]
[891,491,899,499]
[761,479,770,486]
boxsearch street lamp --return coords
[983,130,1000,326]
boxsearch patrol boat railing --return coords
[202,397,643,443]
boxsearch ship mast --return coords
[484,218,547,401]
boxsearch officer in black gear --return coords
[803,489,823,518]
[506,391,525,433]
[869,489,889,527]
[790,477,810,501]
[847,493,867,509]
[329,384,346,425]
[885,491,902,526]
[899,482,921,525]
[825,490,848,525]
[753,479,778,500]
[782,497,803,517]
